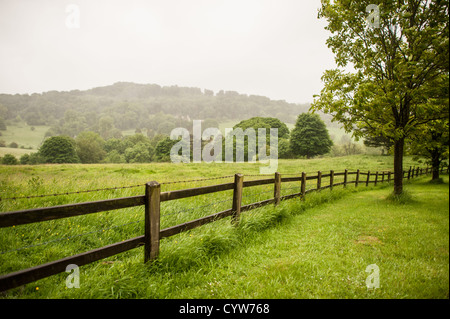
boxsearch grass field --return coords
[0,123,49,150]
[0,155,448,299]
[0,147,38,159]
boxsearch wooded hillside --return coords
[0,82,313,138]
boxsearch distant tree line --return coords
[1,115,336,165]
[0,82,311,140]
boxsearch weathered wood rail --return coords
[0,164,448,292]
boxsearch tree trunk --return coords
[393,137,404,195]
[431,149,441,181]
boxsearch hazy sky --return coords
[0,0,337,103]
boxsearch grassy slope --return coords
[0,147,37,158]
[0,123,49,150]
[1,174,448,299]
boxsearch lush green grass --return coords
[0,154,421,205]
[1,156,447,299]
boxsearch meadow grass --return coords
[0,155,447,299]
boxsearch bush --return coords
[28,152,45,164]
[1,154,18,165]
[20,153,31,164]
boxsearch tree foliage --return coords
[1,154,18,165]
[290,113,333,158]
[311,0,449,194]
[224,117,289,162]
[0,82,311,139]
[38,136,80,164]
[155,137,180,162]
[75,131,106,164]
[409,118,449,180]
[233,117,290,140]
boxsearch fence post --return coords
[408,166,412,180]
[374,172,378,186]
[317,171,322,190]
[366,171,370,186]
[416,167,419,178]
[301,172,306,199]
[388,171,391,183]
[231,174,244,225]
[274,172,281,206]
[145,181,160,263]
[355,169,360,187]
[330,170,334,190]
[344,169,348,187]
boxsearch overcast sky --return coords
[0,0,337,103]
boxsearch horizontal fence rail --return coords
[0,196,146,228]
[0,164,448,292]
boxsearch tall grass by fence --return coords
[0,165,448,292]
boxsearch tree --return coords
[226,117,290,162]
[155,137,180,162]
[233,117,290,139]
[75,131,106,163]
[363,133,394,155]
[290,113,333,158]
[20,153,31,164]
[409,118,449,180]
[124,142,154,163]
[39,136,80,163]
[278,138,293,159]
[104,150,126,163]
[97,116,116,140]
[312,0,449,194]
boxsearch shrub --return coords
[1,154,18,165]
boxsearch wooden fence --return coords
[0,164,448,292]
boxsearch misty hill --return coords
[0,82,313,137]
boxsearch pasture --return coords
[0,155,448,298]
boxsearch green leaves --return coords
[39,136,80,164]
[314,0,449,138]
[289,113,333,158]
[314,0,449,193]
